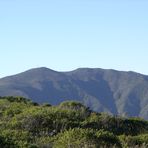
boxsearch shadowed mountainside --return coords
[0,67,148,119]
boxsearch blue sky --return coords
[0,0,148,77]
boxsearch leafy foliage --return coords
[0,96,147,147]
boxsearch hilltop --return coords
[0,67,148,119]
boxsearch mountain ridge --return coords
[0,67,148,119]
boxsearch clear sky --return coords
[0,0,148,78]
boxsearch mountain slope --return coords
[0,67,148,119]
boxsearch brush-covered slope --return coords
[0,96,148,147]
[0,67,148,119]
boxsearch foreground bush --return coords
[54,128,121,148]
[0,96,147,147]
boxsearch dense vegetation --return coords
[0,96,148,148]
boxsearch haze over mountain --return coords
[0,67,147,119]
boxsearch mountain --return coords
[0,67,148,119]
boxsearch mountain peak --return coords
[25,67,58,73]
[0,67,148,119]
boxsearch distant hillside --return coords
[0,67,148,119]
